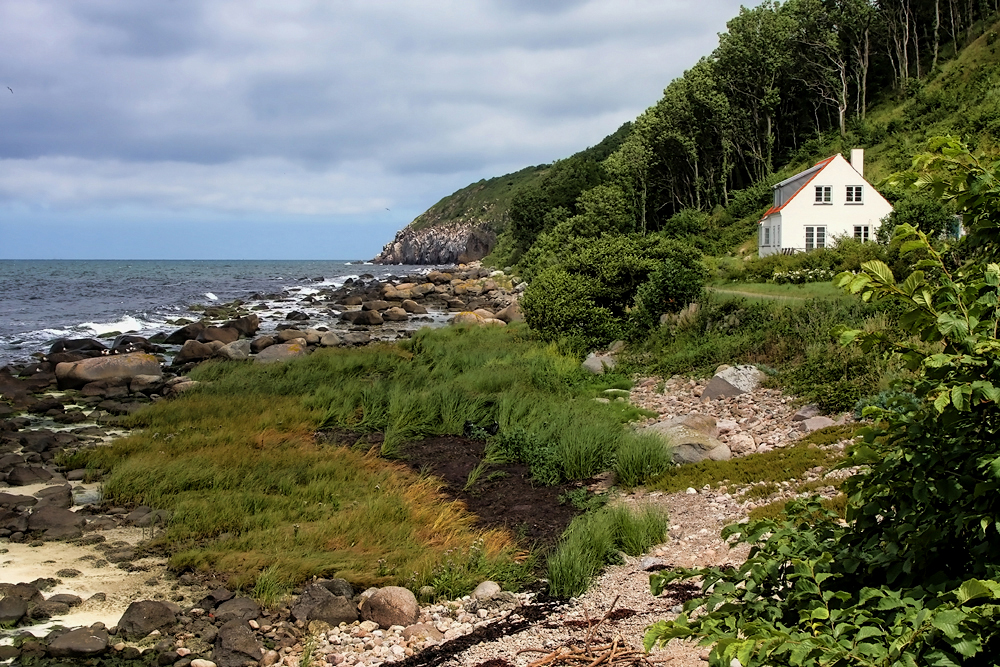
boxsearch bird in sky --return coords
[6,87,11,94]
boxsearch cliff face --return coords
[372,224,496,265]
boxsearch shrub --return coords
[631,257,707,331]
[614,434,675,488]
[520,267,623,350]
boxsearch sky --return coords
[0,0,746,260]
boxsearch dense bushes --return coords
[521,233,706,350]
[645,139,1000,667]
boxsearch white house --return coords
[758,149,893,257]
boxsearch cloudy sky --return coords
[0,0,745,259]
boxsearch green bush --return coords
[520,267,623,350]
[614,434,675,488]
[548,504,668,597]
[631,257,707,331]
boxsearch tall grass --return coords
[72,325,650,597]
[547,504,669,598]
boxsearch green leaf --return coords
[861,260,896,286]
[930,608,968,639]
[957,579,997,603]
[934,392,951,413]
[951,384,972,412]
[900,239,927,254]
[810,606,830,620]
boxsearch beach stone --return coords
[400,300,427,314]
[0,493,36,509]
[341,332,371,346]
[582,353,616,375]
[665,414,718,439]
[46,626,110,659]
[361,586,419,629]
[214,598,260,624]
[0,583,44,605]
[255,341,308,364]
[196,588,234,611]
[495,303,524,323]
[34,484,72,509]
[130,374,164,394]
[362,300,390,311]
[792,404,823,421]
[728,432,757,454]
[0,597,27,625]
[7,466,53,486]
[642,423,731,465]
[55,353,162,390]
[198,327,239,344]
[318,578,354,598]
[173,340,216,364]
[382,307,409,322]
[223,314,260,338]
[701,365,765,402]
[353,310,384,325]
[48,594,83,607]
[401,623,443,642]
[799,416,836,433]
[190,660,217,667]
[217,340,251,361]
[27,506,86,539]
[164,323,207,345]
[277,329,308,342]
[319,333,342,347]
[250,336,275,353]
[213,620,263,667]
[117,601,177,639]
[291,583,358,626]
[471,581,501,600]
[49,339,108,355]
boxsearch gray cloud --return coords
[0,0,746,257]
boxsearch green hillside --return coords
[402,2,1000,267]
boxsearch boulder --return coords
[46,626,110,659]
[47,594,83,607]
[400,300,427,315]
[318,578,354,599]
[27,506,86,540]
[213,620,264,667]
[277,329,308,342]
[360,586,419,629]
[792,404,823,421]
[701,365,766,402]
[255,342,308,364]
[290,584,358,626]
[198,327,239,344]
[0,597,27,625]
[495,303,524,323]
[285,311,310,321]
[250,336,275,353]
[164,322,207,345]
[55,353,162,390]
[0,493,36,509]
[727,432,757,455]
[129,374,164,394]
[8,466,54,486]
[173,340,215,365]
[49,339,108,355]
[798,416,836,433]
[214,598,260,624]
[401,623,444,642]
[117,600,177,639]
[663,414,718,439]
[362,300,390,311]
[382,307,409,322]
[217,340,251,361]
[319,333,342,347]
[353,310,384,325]
[471,581,501,600]
[223,314,260,338]
[642,422,731,465]
[34,484,73,509]
[341,332,371,346]
[582,353,616,375]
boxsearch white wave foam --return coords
[76,316,152,337]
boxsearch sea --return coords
[0,259,435,367]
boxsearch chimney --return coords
[851,148,864,178]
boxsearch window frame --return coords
[805,226,827,250]
[846,185,864,204]
[814,185,832,204]
[853,225,870,242]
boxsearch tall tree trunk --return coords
[933,0,941,69]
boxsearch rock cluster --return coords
[372,224,496,265]
[2,579,523,667]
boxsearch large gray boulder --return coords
[255,341,308,364]
[173,340,216,364]
[55,353,162,390]
[46,626,109,658]
[117,600,177,639]
[214,597,260,624]
[27,506,86,540]
[290,583,358,626]
[214,620,264,667]
[701,364,766,402]
[7,466,54,486]
[217,339,251,361]
[582,353,616,375]
[164,322,206,345]
[642,422,731,465]
[0,597,27,625]
[361,586,419,629]
[224,314,261,338]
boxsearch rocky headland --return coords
[372,225,496,265]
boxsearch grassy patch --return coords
[707,282,847,302]
[73,325,654,597]
[647,437,852,493]
[748,493,848,522]
[547,504,668,598]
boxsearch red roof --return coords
[759,156,836,222]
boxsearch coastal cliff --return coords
[373,223,496,265]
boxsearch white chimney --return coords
[851,148,864,178]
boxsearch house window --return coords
[814,185,832,204]
[846,185,864,204]
[764,227,770,245]
[854,225,870,242]
[806,226,826,250]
